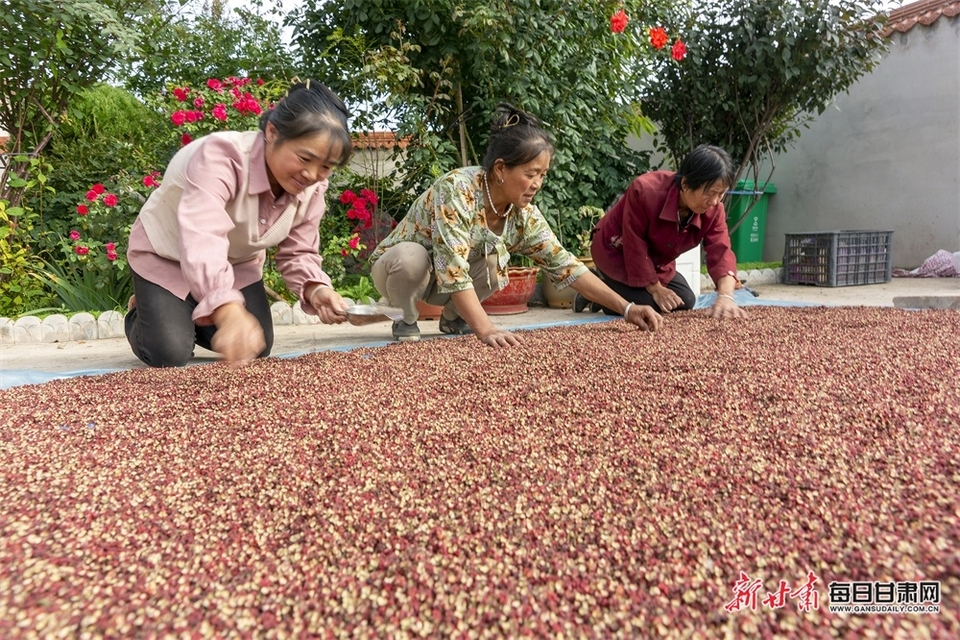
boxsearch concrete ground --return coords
[1,277,957,384]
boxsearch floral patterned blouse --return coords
[370,166,587,294]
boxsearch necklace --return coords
[483,171,513,219]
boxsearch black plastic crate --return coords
[783,230,893,287]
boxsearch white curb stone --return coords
[40,314,71,343]
[271,301,292,326]
[97,310,125,339]
[68,312,98,341]
[0,317,15,344]
[13,316,42,343]
[292,301,319,325]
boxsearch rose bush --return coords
[149,76,287,148]
[35,172,161,311]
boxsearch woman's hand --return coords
[477,327,523,348]
[308,284,350,324]
[210,303,267,364]
[708,293,749,319]
[625,303,663,332]
[647,284,685,313]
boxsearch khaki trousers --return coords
[371,242,498,324]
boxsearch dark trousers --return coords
[124,270,274,367]
[597,269,697,315]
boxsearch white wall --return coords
[763,14,960,268]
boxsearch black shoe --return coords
[391,320,420,342]
[573,293,590,313]
[439,315,472,335]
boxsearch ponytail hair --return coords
[259,79,353,166]
[481,102,554,171]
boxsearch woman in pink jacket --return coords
[125,80,352,367]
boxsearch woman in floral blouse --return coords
[369,103,662,347]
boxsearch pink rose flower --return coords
[105,242,116,251]
[193,97,205,108]
[69,230,80,240]
[171,110,187,126]
[102,193,118,207]
[212,104,228,122]
[206,78,223,92]
[85,190,99,202]
[92,183,105,194]
[106,252,117,262]
[75,245,89,256]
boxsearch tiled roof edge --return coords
[882,0,960,36]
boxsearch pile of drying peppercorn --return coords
[1,307,957,638]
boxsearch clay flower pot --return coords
[416,299,443,321]
[542,256,594,309]
[481,266,540,315]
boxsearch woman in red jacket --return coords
[583,145,748,320]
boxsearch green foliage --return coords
[642,0,888,229]
[0,0,148,191]
[120,0,296,96]
[335,275,380,304]
[0,199,55,316]
[30,84,168,235]
[31,173,156,312]
[292,0,676,237]
[30,256,132,313]
[701,260,781,274]
[558,206,605,257]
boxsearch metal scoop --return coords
[342,303,405,325]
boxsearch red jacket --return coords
[591,171,737,288]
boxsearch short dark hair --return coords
[259,80,353,166]
[481,102,555,171]
[675,145,736,191]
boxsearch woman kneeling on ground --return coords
[124,80,352,367]
[581,144,748,320]
[369,102,663,347]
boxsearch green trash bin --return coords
[726,180,777,262]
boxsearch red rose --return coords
[171,110,187,126]
[650,27,669,50]
[69,230,80,240]
[102,193,119,207]
[75,245,89,256]
[77,205,89,216]
[339,190,357,205]
[349,234,360,250]
[173,87,189,102]
[106,252,117,262]
[206,78,223,92]
[671,39,687,61]
[610,9,629,34]
[181,133,193,146]
[85,190,98,202]
[105,242,116,251]
[360,189,378,205]
[212,104,228,122]
[92,183,105,194]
